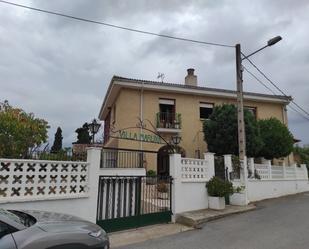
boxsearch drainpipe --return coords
[140,82,144,151]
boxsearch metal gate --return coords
[215,156,228,180]
[96,176,172,232]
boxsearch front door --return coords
[157,145,170,177]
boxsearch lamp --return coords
[171,135,181,146]
[88,119,101,144]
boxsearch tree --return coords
[203,104,263,157]
[0,100,49,158]
[51,127,63,153]
[75,123,91,144]
[258,118,294,159]
[293,145,309,166]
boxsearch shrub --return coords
[258,118,294,159]
[157,182,168,193]
[206,176,234,197]
[146,170,156,177]
[203,104,263,157]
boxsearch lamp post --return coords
[235,36,282,162]
[171,135,182,153]
[88,119,101,144]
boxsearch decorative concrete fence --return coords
[227,157,309,203]
[0,159,89,203]
[170,153,215,216]
[0,148,145,222]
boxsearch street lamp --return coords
[235,36,282,162]
[171,135,181,146]
[88,119,101,144]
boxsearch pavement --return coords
[176,204,256,228]
[110,204,255,248]
[114,192,309,249]
[109,223,193,248]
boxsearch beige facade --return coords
[99,71,292,172]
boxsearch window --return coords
[200,103,214,119]
[158,99,175,128]
[245,106,257,119]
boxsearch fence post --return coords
[204,152,215,180]
[169,153,182,220]
[248,158,255,178]
[301,164,308,180]
[86,147,102,222]
[262,159,272,180]
[224,155,232,180]
[283,162,286,179]
[293,163,298,179]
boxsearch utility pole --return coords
[235,44,246,161]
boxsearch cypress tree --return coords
[51,127,63,153]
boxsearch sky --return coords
[0,0,308,147]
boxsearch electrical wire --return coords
[243,55,309,118]
[244,66,309,122]
[0,0,234,48]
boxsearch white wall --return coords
[170,153,215,215]
[0,148,146,223]
[247,179,309,202]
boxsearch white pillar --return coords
[86,147,102,222]
[169,153,182,220]
[204,152,215,180]
[248,158,255,178]
[224,155,232,180]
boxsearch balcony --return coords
[156,112,182,133]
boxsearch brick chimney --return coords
[185,68,197,86]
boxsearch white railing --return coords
[180,158,210,182]
[0,158,90,203]
[254,162,307,181]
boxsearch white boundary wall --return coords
[170,153,215,215]
[0,148,146,222]
[247,179,309,202]
[228,157,309,203]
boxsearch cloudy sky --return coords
[0,0,308,147]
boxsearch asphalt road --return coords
[116,193,309,249]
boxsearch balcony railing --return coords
[156,112,182,129]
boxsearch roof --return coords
[98,75,292,120]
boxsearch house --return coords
[98,68,292,175]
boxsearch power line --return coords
[243,66,277,95]
[0,0,234,48]
[244,66,309,122]
[243,55,309,118]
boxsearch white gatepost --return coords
[204,152,215,180]
[169,153,182,221]
[223,155,232,180]
[86,147,102,222]
[283,162,286,179]
[248,158,255,178]
[262,159,272,180]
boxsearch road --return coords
[116,193,309,249]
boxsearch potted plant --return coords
[146,170,157,185]
[157,182,169,199]
[206,176,233,210]
[230,185,247,206]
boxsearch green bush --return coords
[146,170,156,176]
[206,176,234,197]
[258,118,294,159]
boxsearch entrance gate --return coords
[96,176,172,233]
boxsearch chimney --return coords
[185,68,197,86]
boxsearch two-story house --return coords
[98,68,291,176]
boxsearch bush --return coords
[157,182,168,193]
[206,176,234,197]
[258,118,294,159]
[146,170,156,176]
[203,104,263,157]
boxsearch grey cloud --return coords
[0,0,309,146]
